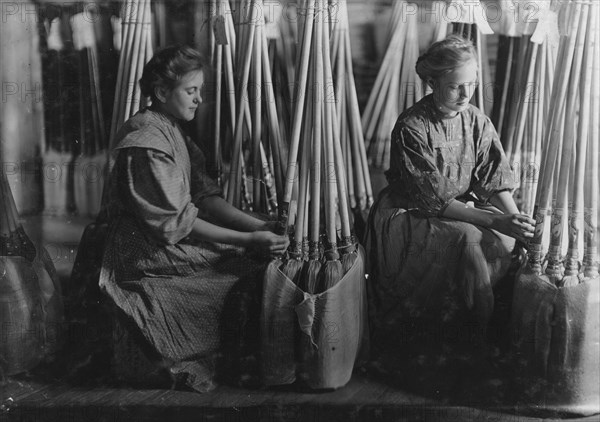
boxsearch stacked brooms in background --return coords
[362,0,427,169]
[493,0,559,215]
[109,0,153,152]
[511,0,599,414]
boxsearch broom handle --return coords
[279,0,315,232]
[129,0,150,117]
[224,0,237,56]
[226,0,257,207]
[294,92,312,245]
[523,41,546,215]
[223,15,237,135]
[504,35,532,159]
[511,42,539,166]
[0,176,15,235]
[252,19,263,209]
[322,6,339,247]
[565,4,595,276]
[261,25,285,204]
[361,20,406,134]
[474,27,485,112]
[213,41,223,184]
[324,49,352,241]
[109,0,133,149]
[122,0,147,122]
[295,66,316,241]
[343,28,373,206]
[495,36,516,139]
[528,40,546,214]
[583,3,599,278]
[309,0,323,245]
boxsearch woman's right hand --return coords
[490,213,536,244]
[247,231,290,257]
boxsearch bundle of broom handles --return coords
[276,0,358,294]
[528,0,599,286]
[217,0,283,213]
[108,0,152,152]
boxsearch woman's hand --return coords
[490,213,536,244]
[259,219,282,234]
[247,231,290,257]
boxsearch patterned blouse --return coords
[385,94,515,217]
[103,107,222,245]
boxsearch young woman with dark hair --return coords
[98,45,288,392]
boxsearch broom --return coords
[544,4,589,283]
[322,6,356,275]
[281,96,311,285]
[212,1,224,186]
[303,0,324,294]
[582,3,599,281]
[251,16,264,210]
[528,1,582,273]
[285,61,317,286]
[560,4,596,288]
[318,4,344,292]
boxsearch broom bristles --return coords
[281,257,304,285]
[341,250,357,274]
[319,255,343,292]
[559,274,581,288]
[339,237,357,273]
[281,241,304,285]
[302,259,322,294]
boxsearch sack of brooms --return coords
[259,0,368,389]
[1,173,64,377]
[510,1,599,415]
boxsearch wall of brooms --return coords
[1,0,599,281]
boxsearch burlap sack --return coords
[260,246,368,389]
[511,265,600,415]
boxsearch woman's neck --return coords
[431,95,459,119]
[150,102,178,123]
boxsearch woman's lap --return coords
[365,198,515,342]
[100,219,267,390]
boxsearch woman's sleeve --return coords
[117,147,199,245]
[389,124,457,217]
[185,138,223,205]
[470,116,516,202]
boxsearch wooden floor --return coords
[1,215,598,422]
[3,371,600,422]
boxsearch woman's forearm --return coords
[441,199,496,228]
[197,196,266,232]
[487,190,520,215]
[190,217,252,246]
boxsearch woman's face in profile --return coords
[161,70,204,121]
[432,59,478,116]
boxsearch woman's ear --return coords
[426,78,436,90]
[154,85,169,103]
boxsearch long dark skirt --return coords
[364,188,515,349]
[99,216,266,392]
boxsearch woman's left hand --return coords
[490,213,536,244]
